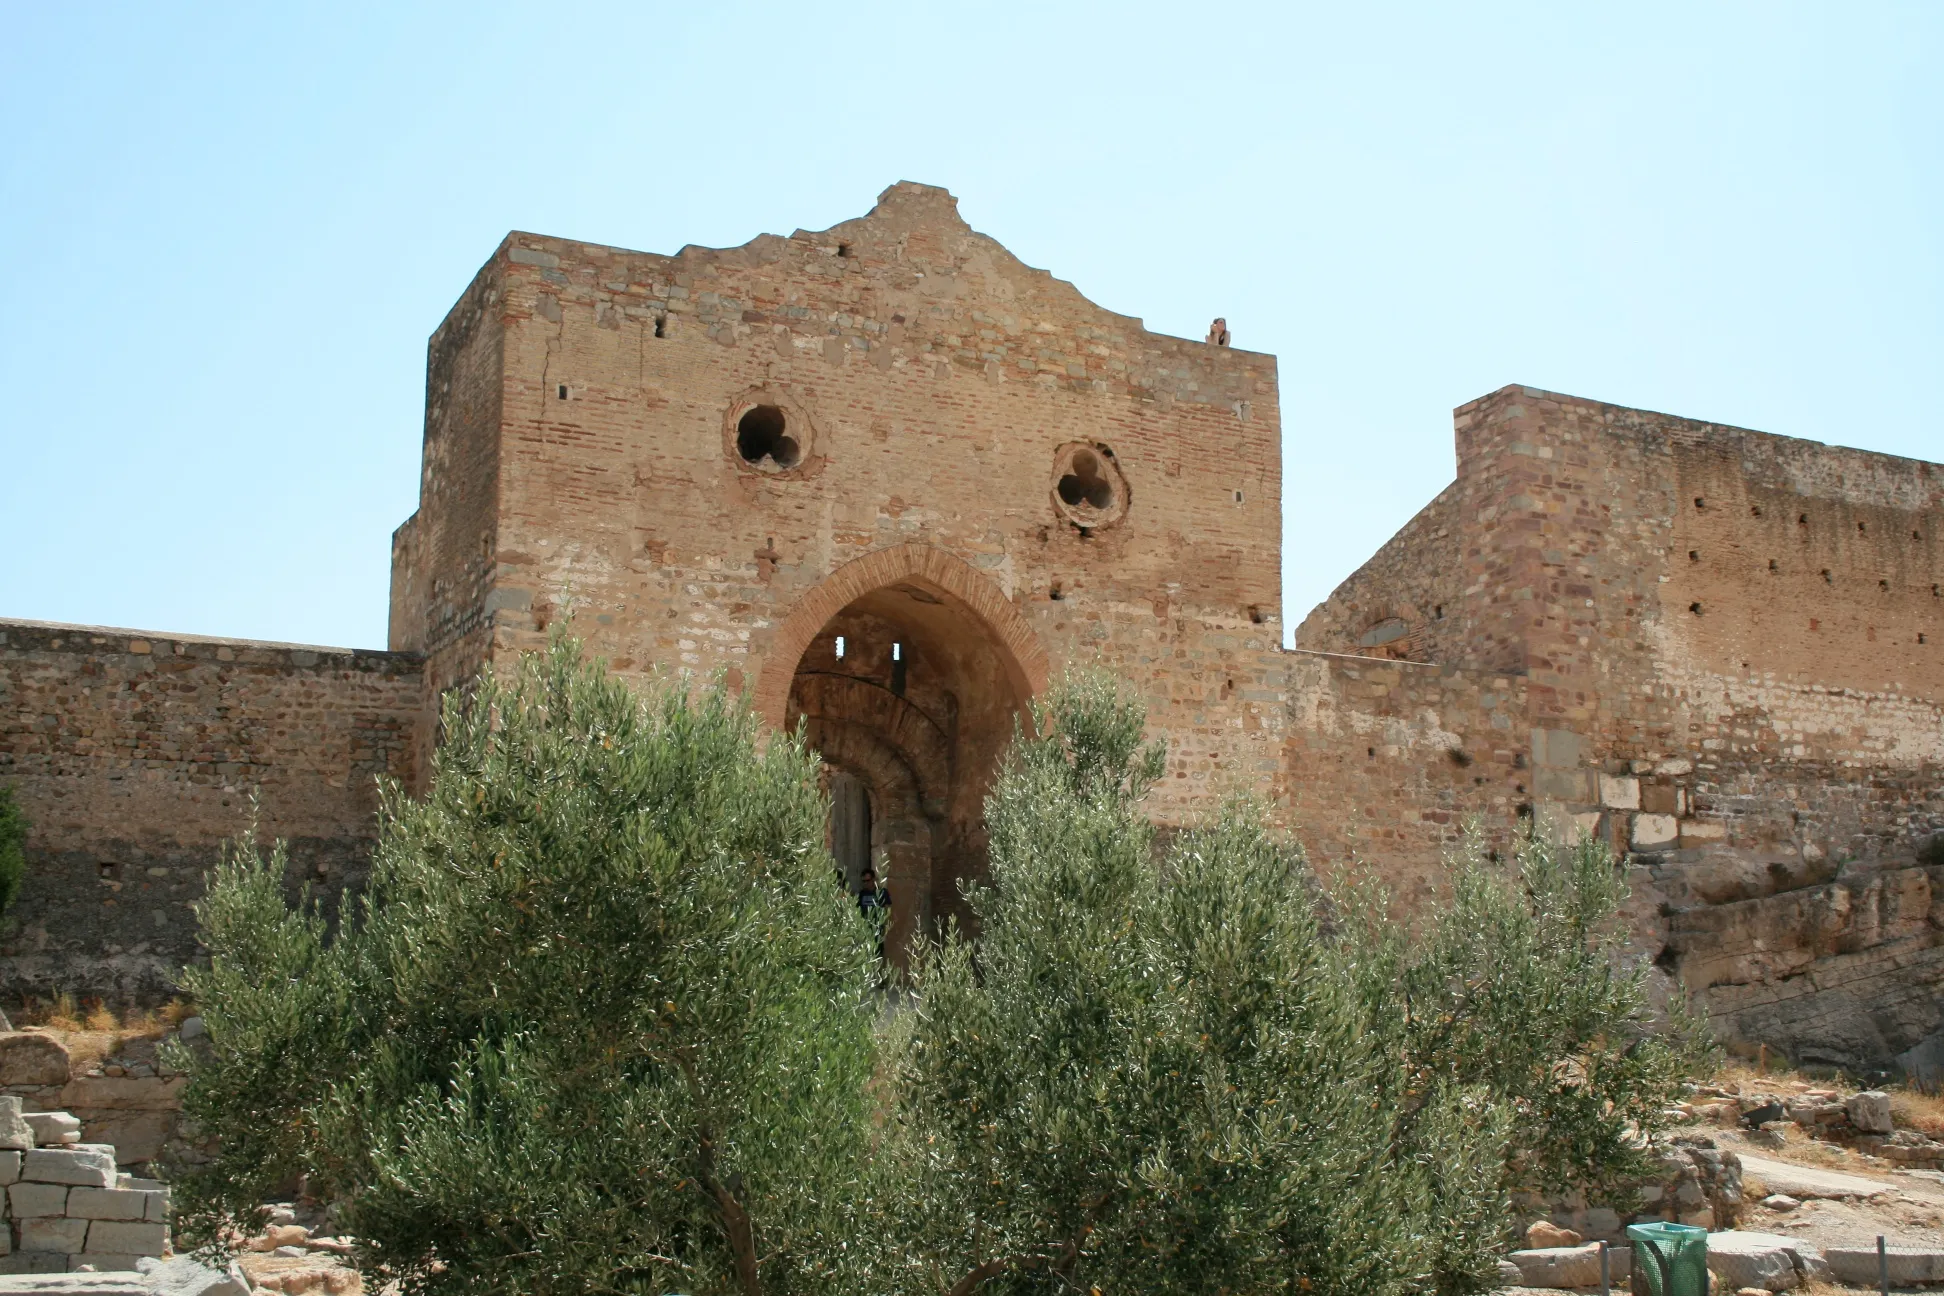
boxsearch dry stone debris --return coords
[0,1113,168,1275]
[20,1119,78,1150]
[1505,1243,1629,1288]
[0,1039,70,1090]
[1523,1220,1582,1248]
[0,1103,33,1155]
[1701,1231,1831,1292]
[1825,1243,1944,1285]
[1845,1089,1894,1134]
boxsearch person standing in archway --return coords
[856,865,891,961]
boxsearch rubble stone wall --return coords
[0,621,420,1003]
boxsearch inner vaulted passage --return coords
[784,578,1033,966]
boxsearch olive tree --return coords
[174,638,886,1296]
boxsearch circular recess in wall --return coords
[1050,442,1129,530]
[724,390,817,475]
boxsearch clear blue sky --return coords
[3,3,1939,650]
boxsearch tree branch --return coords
[676,1049,763,1296]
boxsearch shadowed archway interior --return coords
[786,579,1032,963]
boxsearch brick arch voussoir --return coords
[753,544,1049,729]
[804,717,933,818]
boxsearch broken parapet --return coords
[0,1099,168,1274]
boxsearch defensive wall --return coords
[2,184,1939,1073]
[0,621,419,1002]
[1300,386,1944,1071]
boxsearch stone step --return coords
[1506,1244,1631,1288]
[1699,1230,1832,1292]
[1826,1244,1944,1287]
[1737,1152,1896,1199]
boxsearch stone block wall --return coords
[0,621,420,1004]
[0,1101,168,1275]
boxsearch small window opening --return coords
[557,384,569,400]
[1434,604,1444,619]
[836,242,853,258]
[1799,513,1810,525]
[653,315,667,338]
[1751,506,1763,517]
[1234,490,1245,503]
[1688,550,1700,562]
[834,635,846,660]
[890,646,907,697]
[891,642,902,662]
[1859,521,1868,532]
[1921,634,1929,645]
[1056,450,1115,510]
[736,405,800,468]
[1049,582,1064,601]
[1768,558,1778,572]
[1880,579,1890,590]
[1689,602,1703,615]
[1367,747,1376,759]
[1694,497,1705,509]
[1821,569,1832,583]
[1247,605,1265,624]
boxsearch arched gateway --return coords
[753,546,1049,963]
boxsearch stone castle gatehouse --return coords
[4,183,1941,1074]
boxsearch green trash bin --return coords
[1626,1221,1710,1296]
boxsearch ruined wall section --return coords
[1448,388,1944,1070]
[1294,484,1469,663]
[462,182,1287,825]
[0,620,419,1004]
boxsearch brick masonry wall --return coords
[0,621,420,1004]
[389,250,507,784]
[1307,385,1944,1070]
[1274,649,1531,903]
[399,182,1286,832]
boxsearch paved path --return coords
[1739,1151,1896,1199]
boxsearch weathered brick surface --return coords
[1300,385,1944,1069]
[0,621,419,1002]
[389,181,1293,943]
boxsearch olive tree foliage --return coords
[1334,828,1714,1205]
[892,672,1708,1296]
[892,674,1506,1296]
[172,638,886,1296]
